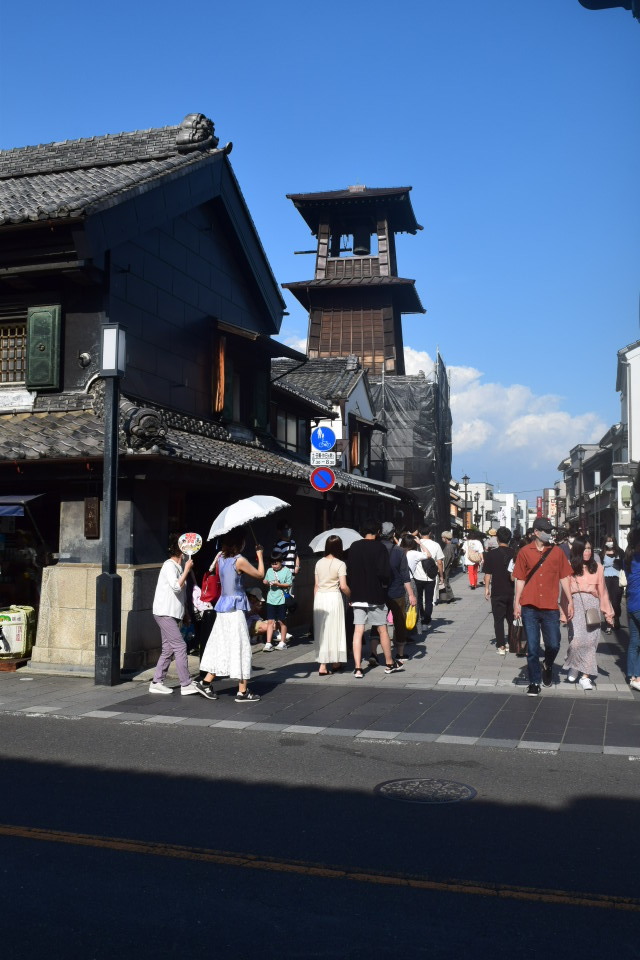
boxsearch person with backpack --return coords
[483,526,515,655]
[378,523,417,664]
[346,518,396,677]
[414,526,445,626]
[462,534,484,589]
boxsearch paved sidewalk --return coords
[1,570,638,754]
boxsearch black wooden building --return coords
[0,114,404,673]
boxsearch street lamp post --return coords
[95,322,126,686]
[474,491,480,529]
[577,447,585,534]
[594,470,601,547]
[462,474,470,531]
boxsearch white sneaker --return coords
[579,676,593,690]
[286,633,293,640]
[276,641,287,650]
[630,679,640,692]
[263,642,274,651]
[567,670,578,683]
[180,682,201,696]
[149,681,173,695]
[498,646,507,656]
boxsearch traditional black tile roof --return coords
[282,276,425,314]
[272,357,364,403]
[270,377,335,416]
[0,114,226,226]
[0,399,387,497]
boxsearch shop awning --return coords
[0,494,43,517]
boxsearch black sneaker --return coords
[384,661,405,674]
[195,680,217,700]
[542,664,553,687]
[235,690,261,703]
[526,683,541,697]
[367,656,379,668]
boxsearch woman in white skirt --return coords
[197,529,264,703]
[561,538,614,690]
[314,535,350,676]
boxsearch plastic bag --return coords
[405,605,417,631]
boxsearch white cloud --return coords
[437,356,609,490]
[442,361,607,463]
[404,346,434,375]
[276,330,307,354]
[275,329,608,489]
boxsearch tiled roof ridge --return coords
[273,356,354,368]
[270,378,335,414]
[0,113,221,181]
[0,125,180,179]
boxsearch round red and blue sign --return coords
[310,467,336,492]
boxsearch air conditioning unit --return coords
[619,508,632,526]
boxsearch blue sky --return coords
[1,0,638,498]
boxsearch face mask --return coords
[605,542,613,549]
[536,530,551,544]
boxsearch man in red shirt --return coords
[513,516,574,696]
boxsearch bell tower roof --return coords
[286,185,423,236]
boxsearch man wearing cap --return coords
[513,517,574,696]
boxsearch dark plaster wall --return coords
[109,201,271,415]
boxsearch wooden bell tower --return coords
[283,185,425,374]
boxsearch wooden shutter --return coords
[26,304,61,390]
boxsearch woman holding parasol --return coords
[197,496,289,701]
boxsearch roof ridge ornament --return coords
[175,113,219,152]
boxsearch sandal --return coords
[318,669,331,677]
[353,668,364,679]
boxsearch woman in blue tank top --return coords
[198,529,264,702]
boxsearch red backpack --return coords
[200,555,222,604]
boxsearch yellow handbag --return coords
[405,604,417,631]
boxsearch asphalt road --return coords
[1,714,638,959]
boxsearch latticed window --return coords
[0,325,26,384]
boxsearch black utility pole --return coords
[95,323,126,686]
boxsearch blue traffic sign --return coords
[310,467,336,492]
[311,426,336,451]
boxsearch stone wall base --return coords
[30,563,162,672]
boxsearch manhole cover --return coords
[375,778,477,804]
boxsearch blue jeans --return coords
[521,606,561,685]
[627,610,640,678]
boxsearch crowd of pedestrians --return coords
[149,515,638,703]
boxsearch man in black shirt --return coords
[483,526,515,655]
[346,518,400,677]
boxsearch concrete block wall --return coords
[31,563,161,675]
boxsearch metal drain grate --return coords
[375,778,477,804]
